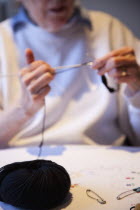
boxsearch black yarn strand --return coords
[37,103,46,158]
[101,75,117,93]
[37,75,115,158]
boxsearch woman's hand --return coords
[18,49,55,116]
[92,47,140,92]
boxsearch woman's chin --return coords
[42,21,66,33]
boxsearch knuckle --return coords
[44,86,51,95]
[125,47,135,55]
[43,85,51,94]
[44,72,53,80]
[22,77,30,86]
[22,78,28,86]
[45,63,51,69]
[47,85,51,91]
[41,64,49,71]
[127,47,134,52]
[44,85,51,91]
[19,68,27,78]
[30,60,45,68]
[110,57,117,65]
[35,60,45,65]
[27,85,34,93]
[43,64,54,73]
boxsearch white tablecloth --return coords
[0,145,140,210]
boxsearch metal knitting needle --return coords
[54,61,93,74]
[0,61,117,93]
[0,61,93,77]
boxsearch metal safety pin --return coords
[86,189,106,204]
[117,187,140,200]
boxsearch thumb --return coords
[25,48,35,64]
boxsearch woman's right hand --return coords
[18,49,55,117]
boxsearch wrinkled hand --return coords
[18,49,55,116]
[92,47,140,92]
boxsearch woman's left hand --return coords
[92,47,140,92]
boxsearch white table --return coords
[0,145,140,210]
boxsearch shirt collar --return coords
[11,7,32,31]
[11,6,92,32]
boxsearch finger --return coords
[115,75,137,84]
[29,64,55,80]
[33,85,51,101]
[30,63,55,75]
[21,64,55,86]
[20,61,47,77]
[110,47,134,56]
[19,63,55,80]
[92,47,135,69]
[98,56,137,75]
[108,66,138,78]
[108,68,121,77]
[27,72,54,94]
[25,48,35,64]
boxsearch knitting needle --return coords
[0,61,116,92]
[0,61,93,77]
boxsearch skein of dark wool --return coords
[0,159,71,209]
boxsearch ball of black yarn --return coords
[0,159,71,209]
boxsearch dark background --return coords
[0,0,139,38]
[81,0,140,38]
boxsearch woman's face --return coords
[19,0,75,32]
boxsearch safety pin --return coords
[117,187,140,200]
[86,189,106,204]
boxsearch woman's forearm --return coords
[0,106,31,148]
[0,50,55,148]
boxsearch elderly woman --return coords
[0,0,140,147]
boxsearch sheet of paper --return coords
[0,145,140,210]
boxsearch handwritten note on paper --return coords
[0,145,140,210]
